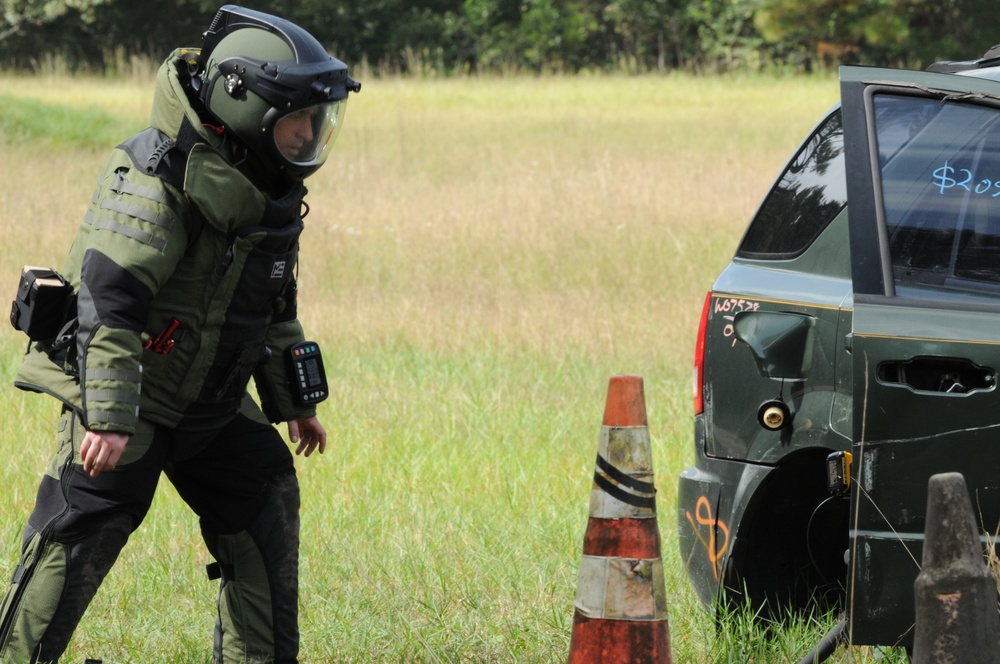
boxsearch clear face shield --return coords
[272,100,346,169]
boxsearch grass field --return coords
[0,70,909,662]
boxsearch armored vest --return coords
[15,123,312,432]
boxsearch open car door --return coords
[841,65,1000,648]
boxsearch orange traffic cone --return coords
[567,375,672,663]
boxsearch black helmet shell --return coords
[199,5,360,181]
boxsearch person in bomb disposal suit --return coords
[0,5,360,663]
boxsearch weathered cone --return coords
[567,375,673,663]
[912,472,1000,664]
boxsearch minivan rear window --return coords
[875,94,1000,296]
[737,110,847,260]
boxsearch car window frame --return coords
[841,67,1000,312]
[736,107,848,261]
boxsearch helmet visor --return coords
[273,101,346,168]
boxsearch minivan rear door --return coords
[841,66,1000,648]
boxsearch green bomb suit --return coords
[0,49,324,664]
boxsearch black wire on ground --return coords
[795,618,847,664]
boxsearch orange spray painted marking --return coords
[685,496,730,581]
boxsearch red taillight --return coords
[694,291,711,414]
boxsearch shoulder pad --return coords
[118,128,186,192]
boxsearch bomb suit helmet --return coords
[198,5,361,181]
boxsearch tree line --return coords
[3,0,1000,74]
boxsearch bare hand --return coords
[287,416,327,457]
[79,430,129,477]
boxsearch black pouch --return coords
[9,266,73,341]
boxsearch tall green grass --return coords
[0,71,907,661]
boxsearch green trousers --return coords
[0,402,301,663]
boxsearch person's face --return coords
[269,101,343,174]
[274,107,316,160]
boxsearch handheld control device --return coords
[286,341,328,406]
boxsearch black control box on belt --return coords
[286,341,329,406]
[10,266,73,341]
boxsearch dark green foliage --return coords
[756,0,1000,70]
[2,0,1000,73]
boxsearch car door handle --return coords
[877,357,995,394]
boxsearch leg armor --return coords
[0,411,163,663]
[202,473,301,664]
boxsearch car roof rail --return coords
[927,43,1000,73]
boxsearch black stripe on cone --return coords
[568,375,673,664]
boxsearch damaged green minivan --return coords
[680,50,1000,651]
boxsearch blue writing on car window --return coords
[932,160,1000,197]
